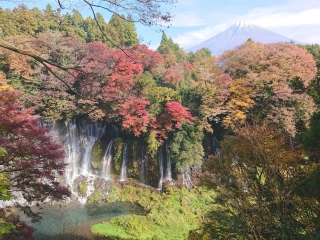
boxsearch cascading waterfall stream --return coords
[138,144,146,184]
[80,135,96,176]
[78,120,105,176]
[120,141,130,181]
[165,142,172,182]
[46,119,107,204]
[64,121,80,187]
[101,139,115,179]
[182,169,192,188]
[111,125,119,139]
[157,147,164,190]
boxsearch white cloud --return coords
[242,8,320,27]
[270,25,320,44]
[173,24,228,48]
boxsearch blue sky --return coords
[1,0,320,49]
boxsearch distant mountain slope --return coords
[187,22,297,56]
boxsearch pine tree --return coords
[157,33,185,62]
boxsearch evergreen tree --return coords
[84,14,115,45]
[109,14,126,46]
[157,33,186,62]
[124,17,139,46]
[62,9,86,40]
[108,14,139,47]
[43,4,60,32]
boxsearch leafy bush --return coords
[87,191,103,204]
[78,183,87,197]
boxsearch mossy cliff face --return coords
[91,139,103,170]
[127,140,139,179]
[113,137,124,173]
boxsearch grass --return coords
[91,185,216,240]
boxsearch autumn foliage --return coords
[0,90,70,202]
[118,98,150,136]
[0,89,70,238]
[202,123,320,239]
[1,5,320,239]
[218,41,317,135]
[162,101,196,129]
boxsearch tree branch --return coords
[0,41,83,72]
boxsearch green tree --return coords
[84,14,119,46]
[108,14,139,47]
[109,14,126,46]
[169,123,204,170]
[124,16,139,46]
[0,146,15,236]
[61,9,86,40]
[11,4,39,36]
[43,4,60,32]
[157,33,186,62]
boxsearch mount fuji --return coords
[186,22,298,56]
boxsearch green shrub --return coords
[113,137,124,173]
[78,183,87,197]
[87,191,103,204]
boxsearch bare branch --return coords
[40,62,84,98]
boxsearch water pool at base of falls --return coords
[26,202,144,240]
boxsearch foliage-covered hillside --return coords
[1,4,320,239]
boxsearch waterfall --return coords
[180,162,192,188]
[64,120,81,187]
[45,119,106,204]
[157,147,164,190]
[212,136,220,156]
[138,144,146,184]
[78,120,105,176]
[112,125,119,138]
[60,119,106,178]
[120,141,129,181]
[165,142,172,181]
[101,139,115,179]
[182,170,192,188]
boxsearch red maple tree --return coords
[0,89,70,207]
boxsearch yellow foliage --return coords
[148,86,181,103]
[222,78,256,129]
[0,72,13,90]
[234,110,246,121]
[146,132,161,158]
[0,85,13,90]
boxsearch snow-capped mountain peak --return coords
[187,22,297,56]
[234,21,253,28]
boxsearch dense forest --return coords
[1,3,320,239]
